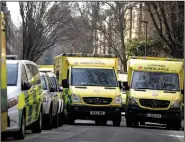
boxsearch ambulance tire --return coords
[46,107,53,130]
[113,114,121,127]
[126,118,133,127]
[13,112,26,140]
[172,120,181,131]
[67,108,75,125]
[53,105,59,128]
[31,111,42,133]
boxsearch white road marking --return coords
[159,134,184,138]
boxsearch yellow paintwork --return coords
[118,73,127,105]
[54,54,120,109]
[127,56,184,110]
[1,11,8,132]
[66,57,119,70]
[38,65,54,72]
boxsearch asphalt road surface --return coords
[3,117,184,142]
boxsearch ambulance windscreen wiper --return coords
[134,87,148,91]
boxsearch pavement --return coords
[3,117,184,142]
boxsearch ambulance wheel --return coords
[53,107,59,128]
[13,112,26,140]
[126,118,133,127]
[31,111,42,133]
[172,120,181,131]
[113,113,121,127]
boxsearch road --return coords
[3,117,184,142]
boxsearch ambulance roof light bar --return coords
[56,53,118,58]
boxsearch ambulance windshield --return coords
[131,71,179,91]
[71,68,118,87]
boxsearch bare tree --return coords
[146,1,184,58]
[19,2,72,62]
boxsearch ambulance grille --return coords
[139,99,170,108]
[83,97,112,105]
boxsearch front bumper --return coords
[126,105,181,124]
[5,105,20,132]
[69,104,121,120]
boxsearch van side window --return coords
[21,65,28,82]
[25,64,33,81]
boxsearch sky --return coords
[7,2,21,26]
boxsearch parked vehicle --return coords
[40,72,60,129]
[5,56,43,140]
[47,72,64,127]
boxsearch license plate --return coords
[90,111,105,115]
[146,113,161,118]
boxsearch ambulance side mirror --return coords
[59,87,63,92]
[181,89,184,95]
[62,79,69,88]
[22,81,32,91]
[123,82,129,91]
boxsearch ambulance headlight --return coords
[71,94,81,103]
[114,95,122,104]
[8,97,18,109]
[128,96,138,105]
[171,100,181,108]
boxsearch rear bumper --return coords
[126,105,181,124]
[69,104,121,120]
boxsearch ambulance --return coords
[123,56,184,130]
[54,53,122,126]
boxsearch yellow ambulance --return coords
[54,53,122,126]
[123,56,184,130]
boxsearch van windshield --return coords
[131,71,179,91]
[71,68,118,87]
[7,63,18,86]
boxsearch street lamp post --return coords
[141,20,148,56]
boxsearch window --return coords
[71,68,118,87]
[21,65,28,82]
[131,71,180,91]
[40,75,47,90]
[50,77,58,91]
[7,63,18,86]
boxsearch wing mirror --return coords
[22,81,32,91]
[62,79,69,88]
[59,87,63,92]
[123,82,130,91]
[181,89,184,95]
[50,86,56,92]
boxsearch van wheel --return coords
[31,111,42,133]
[58,108,62,127]
[53,109,59,128]
[13,113,26,140]
[46,107,52,130]
[113,114,121,127]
